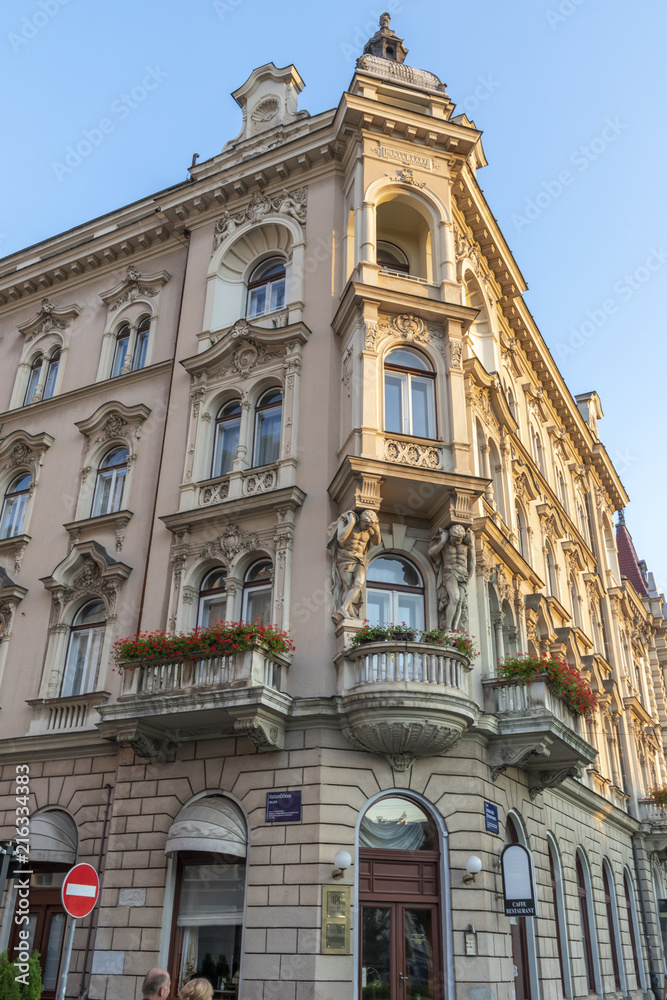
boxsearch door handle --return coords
[399,972,409,985]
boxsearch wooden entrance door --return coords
[8,888,67,1000]
[359,850,443,1000]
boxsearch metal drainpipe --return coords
[632,832,663,1000]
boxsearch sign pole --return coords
[55,916,76,1000]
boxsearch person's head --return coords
[179,979,214,1000]
[142,969,171,1000]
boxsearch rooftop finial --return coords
[617,509,626,526]
[362,13,408,63]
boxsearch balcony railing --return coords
[481,673,598,792]
[119,647,287,698]
[340,640,471,693]
[27,691,110,736]
[98,646,291,758]
[335,641,477,771]
[638,799,667,826]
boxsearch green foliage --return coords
[349,621,479,658]
[0,951,20,1000]
[0,949,43,1000]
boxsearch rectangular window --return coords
[384,374,404,434]
[61,625,104,697]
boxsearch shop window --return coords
[246,257,286,319]
[212,400,242,478]
[166,795,247,999]
[253,389,282,467]
[60,600,105,697]
[623,871,642,988]
[0,473,32,539]
[242,560,272,624]
[366,555,425,631]
[384,348,436,439]
[91,447,128,517]
[602,861,623,991]
[359,796,443,1000]
[198,569,227,627]
[576,852,598,994]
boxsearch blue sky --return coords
[1,0,665,590]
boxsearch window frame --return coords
[383,347,437,440]
[60,599,106,698]
[212,400,242,479]
[91,447,129,518]
[23,355,43,406]
[0,473,32,540]
[576,852,599,995]
[241,559,273,624]
[43,349,61,401]
[245,257,286,320]
[365,554,426,631]
[602,861,623,992]
[377,240,410,274]
[198,569,228,628]
[252,389,282,468]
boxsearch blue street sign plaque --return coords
[484,801,499,834]
[266,790,302,823]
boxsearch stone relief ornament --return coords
[428,525,476,631]
[375,313,446,358]
[326,509,381,622]
[251,96,279,122]
[453,223,492,283]
[384,439,441,469]
[388,168,425,188]
[213,186,308,249]
[231,338,283,378]
[100,265,170,311]
[449,341,463,369]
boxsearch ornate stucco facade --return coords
[0,17,666,1000]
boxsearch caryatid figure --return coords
[327,509,381,622]
[428,524,476,631]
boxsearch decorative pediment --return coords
[375,313,446,358]
[524,592,558,646]
[523,381,548,421]
[40,541,131,625]
[212,186,308,250]
[75,401,151,453]
[99,265,170,311]
[182,319,309,381]
[17,298,82,343]
[464,357,517,431]
[0,430,54,476]
[512,460,540,503]
[537,502,567,542]
[0,567,27,639]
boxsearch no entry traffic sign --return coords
[61,863,100,919]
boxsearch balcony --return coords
[334,641,479,771]
[27,691,110,736]
[97,647,291,760]
[638,799,667,854]
[481,674,598,797]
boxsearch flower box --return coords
[495,654,597,719]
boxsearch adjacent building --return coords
[0,16,666,1000]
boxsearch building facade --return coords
[0,16,666,1000]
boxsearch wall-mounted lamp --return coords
[332,850,353,880]
[463,856,483,884]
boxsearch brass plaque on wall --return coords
[321,885,351,954]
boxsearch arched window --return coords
[133,316,150,371]
[110,317,151,378]
[602,861,623,992]
[556,468,569,512]
[547,836,572,998]
[623,871,643,989]
[506,815,535,1000]
[43,349,61,400]
[516,504,527,558]
[92,448,128,517]
[531,428,544,475]
[212,400,242,478]
[570,577,581,628]
[246,257,286,318]
[110,323,131,378]
[253,389,282,467]
[166,795,247,997]
[358,795,443,998]
[489,440,505,520]
[366,555,425,630]
[61,600,105,697]
[384,348,436,439]
[0,473,32,539]
[377,240,410,274]
[242,560,272,624]
[198,569,227,628]
[545,546,558,597]
[23,355,43,405]
[576,852,599,994]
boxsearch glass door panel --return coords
[403,907,435,999]
[362,906,392,1000]
[42,911,66,991]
